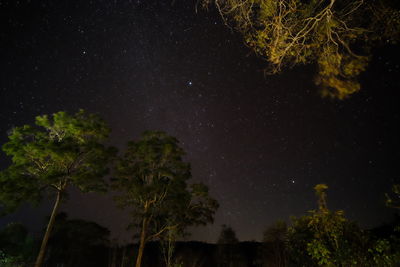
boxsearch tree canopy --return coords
[47,212,110,267]
[202,0,400,99]
[216,225,244,267]
[217,225,239,245]
[0,110,114,213]
[0,110,115,267]
[287,184,400,266]
[112,131,218,267]
[261,221,288,267]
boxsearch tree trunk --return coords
[121,245,127,267]
[135,217,148,267]
[35,190,62,267]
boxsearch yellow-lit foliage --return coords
[386,184,400,209]
[316,47,368,99]
[202,0,399,98]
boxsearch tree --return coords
[260,221,287,267]
[112,131,218,267]
[287,184,371,266]
[0,110,115,267]
[286,184,400,266]
[217,225,239,245]
[216,225,244,267]
[201,0,400,99]
[159,183,218,267]
[0,223,36,266]
[47,212,110,267]
[386,184,400,209]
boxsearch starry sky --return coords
[1,0,400,243]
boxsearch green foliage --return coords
[112,131,218,266]
[287,184,371,266]
[202,0,400,98]
[113,131,190,212]
[113,131,217,233]
[0,250,23,267]
[286,184,400,266]
[0,110,115,215]
[0,223,36,266]
[0,110,115,267]
[368,238,400,266]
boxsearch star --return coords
[1,0,398,245]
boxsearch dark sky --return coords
[1,0,399,243]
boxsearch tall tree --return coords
[201,0,400,99]
[216,225,243,267]
[0,110,115,267]
[112,131,218,267]
[261,221,288,267]
[160,182,219,267]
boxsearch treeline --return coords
[0,110,218,267]
[1,210,399,267]
[1,110,400,267]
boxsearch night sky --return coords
[1,0,400,243]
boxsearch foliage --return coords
[0,110,114,214]
[286,184,400,266]
[0,223,36,266]
[202,0,400,98]
[217,224,239,245]
[368,238,400,266]
[260,221,287,267]
[112,131,218,267]
[287,184,372,266]
[46,212,110,267]
[0,110,115,267]
[386,184,400,209]
[0,250,23,267]
[216,225,244,267]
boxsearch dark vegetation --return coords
[0,111,399,266]
[1,1,400,266]
[0,214,399,266]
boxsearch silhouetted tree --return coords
[216,225,244,267]
[260,221,287,267]
[0,110,116,267]
[0,223,36,266]
[218,225,239,245]
[112,131,218,267]
[173,242,215,267]
[47,212,110,267]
